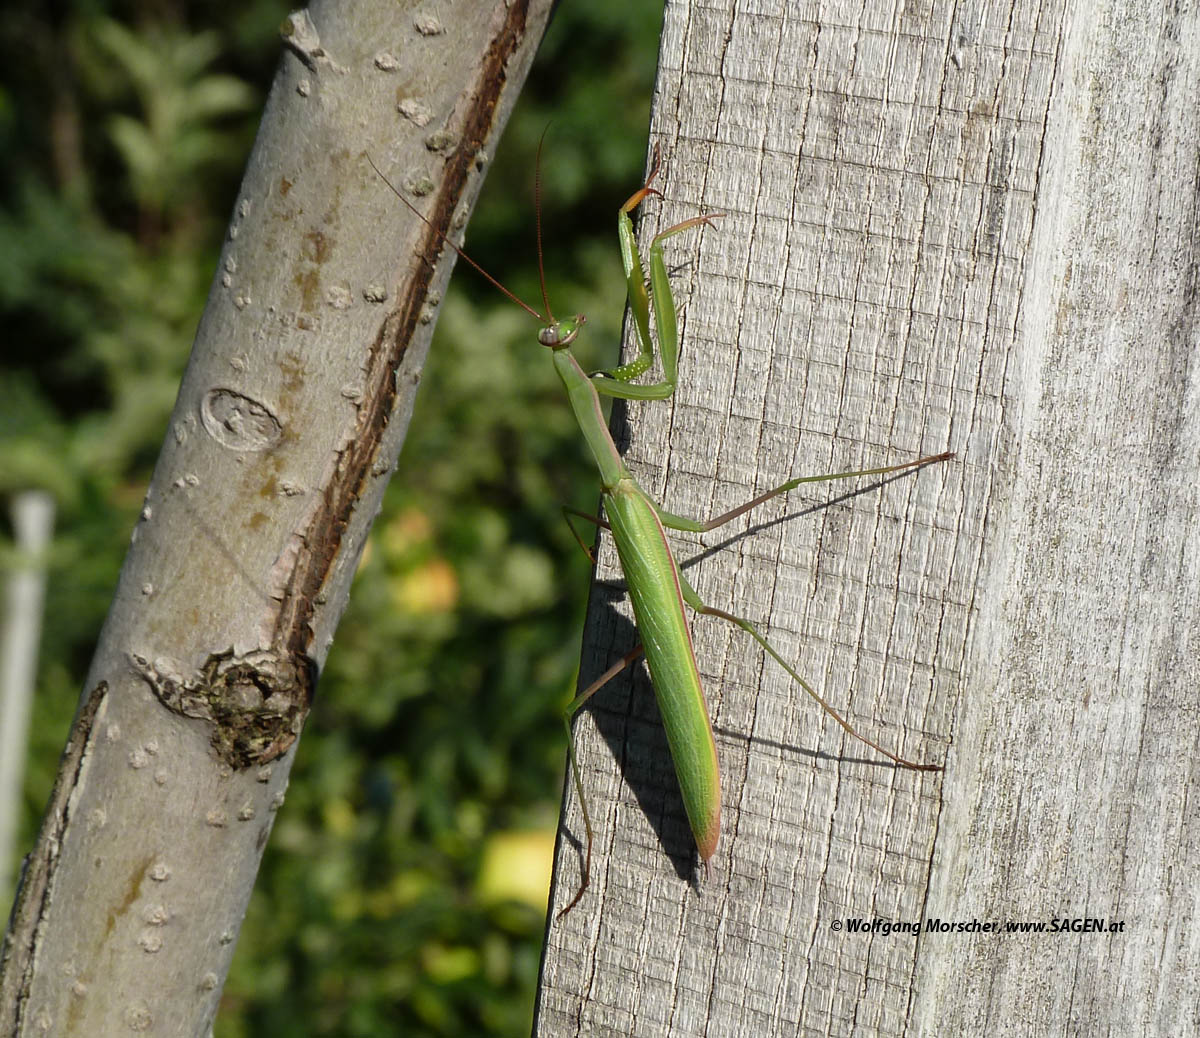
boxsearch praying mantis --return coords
[369,144,951,917]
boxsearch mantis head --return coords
[538,314,587,349]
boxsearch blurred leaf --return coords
[477,830,555,910]
[86,18,256,218]
[106,114,157,193]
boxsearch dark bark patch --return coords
[131,649,316,768]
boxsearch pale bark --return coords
[0,1,554,1033]
[538,1,1199,1035]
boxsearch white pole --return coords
[0,490,55,906]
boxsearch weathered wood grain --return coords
[537,1,1199,1034]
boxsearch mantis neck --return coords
[552,349,629,492]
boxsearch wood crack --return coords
[0,681,108,1031]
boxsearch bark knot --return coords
[130,649,315,767]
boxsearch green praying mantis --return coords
[369,144,951,918]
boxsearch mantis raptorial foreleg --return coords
[591,149,722,399]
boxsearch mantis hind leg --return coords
[562,505,606,563]
[658,452,952,769]
[656,451,954,533]
[558,498,653,917]
[676,573,941,772]
[558,644,645,919]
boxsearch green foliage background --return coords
[0,2,662,1033]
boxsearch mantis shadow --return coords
[569,580,701,891]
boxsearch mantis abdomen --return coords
[605,477,721,862]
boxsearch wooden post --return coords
[537,1,1200,1033]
